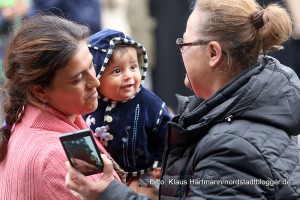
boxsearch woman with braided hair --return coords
[64,0,300,199]
[0,14,134,199]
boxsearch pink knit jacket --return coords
[0,104,120,199]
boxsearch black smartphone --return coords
[59,128,103,176]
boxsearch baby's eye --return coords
[131,65,138,70]
[113,69,121,74]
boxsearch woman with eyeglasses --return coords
[65,0,300,199]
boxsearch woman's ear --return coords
[207,41,223,68]
[29,85,48,103]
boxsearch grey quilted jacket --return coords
[159,56,300,200]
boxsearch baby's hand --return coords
[152,167,161,179]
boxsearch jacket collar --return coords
[21,104,88,133]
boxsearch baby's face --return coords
[98,47,141,101]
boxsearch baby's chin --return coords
[112,94,134,102]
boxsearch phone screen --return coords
[60,129,103,176]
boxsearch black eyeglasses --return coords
[176,38,209,53]
[176,38,227,55]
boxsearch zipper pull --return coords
[225,115,233,123]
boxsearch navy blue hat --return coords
[88,29,148,85]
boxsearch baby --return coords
[84,29,172,185]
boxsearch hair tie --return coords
[2,121,11,130]
[252,10,265,29]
